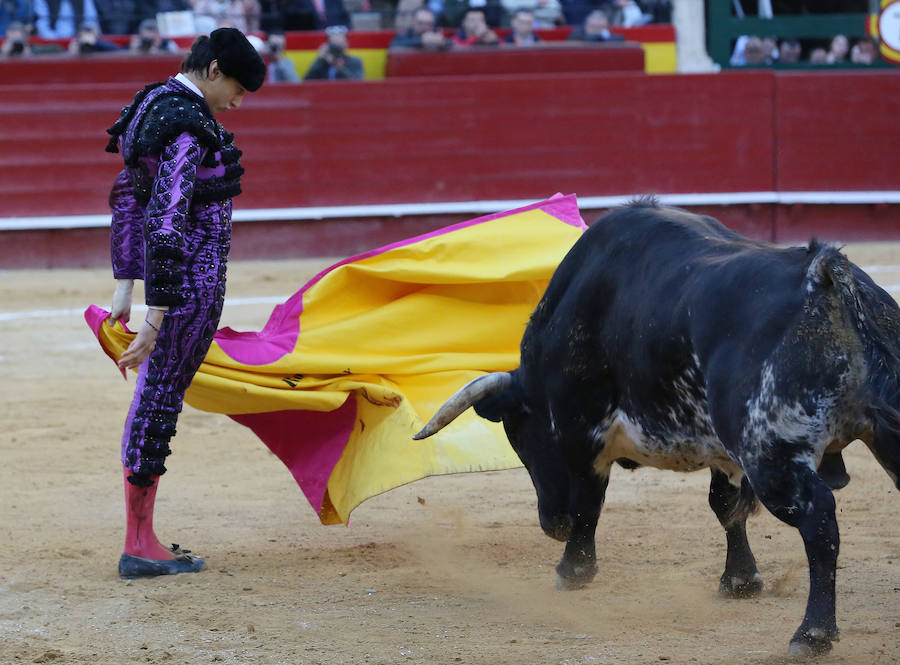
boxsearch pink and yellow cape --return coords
[86,195,586,524]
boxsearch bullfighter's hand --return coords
[117,310,164,373]
[109,279,134,326]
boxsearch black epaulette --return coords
[105,82,164,153]
[106,89,222,167]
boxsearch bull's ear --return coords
[473,379,522,422]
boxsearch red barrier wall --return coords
[0,53,182,85]
[0,71,777,217]
[774,70,900,192]
[384,43,644,77]
[0,68,898,268]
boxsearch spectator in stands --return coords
[441,0,504,28]
[739,35,770,65]
[760,36,777,60]
[0,19,31,56]
[567,9,623,42]
[500,0,561,29]
[266,31,301,80]
[504,9,540,46]
[560,0,602,28]
[808,47,827,64]
[389,7,449,50]
[94,0,138,34]
[279,0,351,31]
[826,33,849,63]
[729,34,773,66]
[1,0,31,38]
[778,38,801,63]
[451,8,498,46]
[394,0,425,35]
[137,0,191,23]
[256,0,284,32]
[34,0,101,39]
[67,20,122,52]
[850,35,878,65]
[129,17,179,52]
[192,0,262,33]
[641,0,670,23]
[607,0,651,27]
[304,23,363,79]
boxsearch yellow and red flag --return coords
[86,194,586,524]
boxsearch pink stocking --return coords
[122,464,174,560]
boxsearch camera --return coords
[10,39,25,55]
[327,44,345,59]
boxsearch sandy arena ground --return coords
[1,246,898,665]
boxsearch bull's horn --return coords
[413,372,513,440]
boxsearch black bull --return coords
[415,199,900,656]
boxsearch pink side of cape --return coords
[229,399,357,519]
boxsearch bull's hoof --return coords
[788,626,838,658]
[788,636,832,658]
[554,561,597,590]
[718,572,763,598]
[555,572,589,590]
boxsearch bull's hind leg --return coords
[708,470,762,598]
[745,459,840,656]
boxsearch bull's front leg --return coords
[555,472,609,590]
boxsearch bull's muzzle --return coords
[540,513,572,542]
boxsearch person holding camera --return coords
[266,31,301,82]
[303,24,363,80]
[128,18,178,54]
[67,21,121,54]
[0,20,31,57]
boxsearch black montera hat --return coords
[210,27,266,92]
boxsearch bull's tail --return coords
[807,241,900,490]
[805,241,865,322]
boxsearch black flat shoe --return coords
[118,547,206,579]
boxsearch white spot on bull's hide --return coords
[586,353,743,482]
[592,410,742,481]
[742,361,856,462]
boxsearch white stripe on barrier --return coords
[5,271,900,324]
[2,191,899,232]
[0,295,291,322]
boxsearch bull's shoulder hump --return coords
[586,204,763,255]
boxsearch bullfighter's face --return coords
[202,61,247,114]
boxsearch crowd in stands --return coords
[731,33,882,67]
[0,0,884,77]
[0,0,674,81]
[0,0,670,48]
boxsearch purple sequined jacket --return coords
[106,77,244,307]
